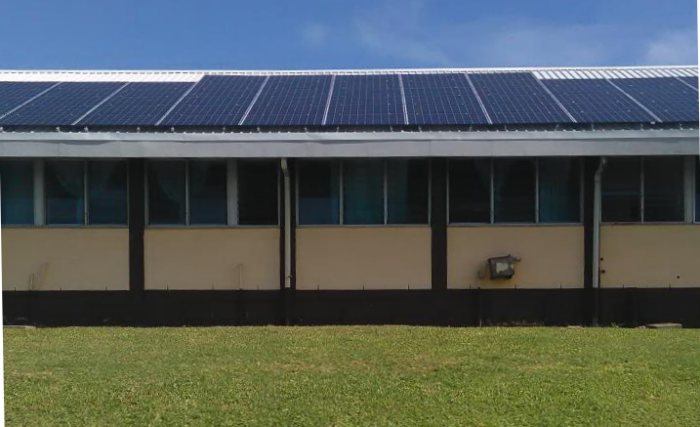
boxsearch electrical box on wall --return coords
[487,255,521,280]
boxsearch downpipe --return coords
[591,157,607,325]
[280,159,292,289]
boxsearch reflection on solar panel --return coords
[542,79,656,123]
[680,76,698,89]
[611,77,698,122]
[325,75,404,125]
[160,75,266,126]
[242,75,331,126]
[402,74,489,125]
[0,82,122,126]
[78,82,193,126]
[0,82,57,116]
[469,73,572,124]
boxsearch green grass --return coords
[5,327,700,426]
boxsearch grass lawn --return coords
[4,327,700,426]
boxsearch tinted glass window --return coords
[343,160,384,225]
[643,157,684,222]
[494,159,535,223]
[298,161,340,225]
[189,161,227,225]
[387,159,429,224]
[238,160,278,225]
[602,158,641,222]
[45,160,85,225]
[449,159,491,223]
[0,160,34,225]
[88,161,127,225]
[538,158,581,223]
[148,161,186,225]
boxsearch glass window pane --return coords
[343,160,384,225]
[45,160,85,225]
[387,159,429,224]
[602,158,641,222]
[449,159,491,223]
[494,159,535,223]
[148,161,185,225]
[0,161,34,225]
[88,161,127,225]
[643,157,684,222]
[189,161,227,225]
[298,160,339,225]
[238,160,278,226]
[538,158,581,223]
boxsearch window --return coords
[45,160,85,225]
[88,161,127,225]
[539,158,581,223]
[602,158,641,222]
[494,159,535,223]
[0,160,34,225]
[148,161,186,225]
[298,160,340,225]
[189,161,227,225]
[343,160,384,224]
[387,159,429,224]
[449,159,490,223]
[238,160,278,225]
[643,157,684,222]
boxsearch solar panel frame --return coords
[325,75,405,126]
[610,77,699,122]
[0,82,58,117]
[541,78,657,123]
[77,82,194,126]
[0,82,124,126]
[469,72,573,124]
[401,73,490,125]
[159,75,267,126]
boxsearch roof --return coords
[0,66,696,131]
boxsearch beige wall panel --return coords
[448,226,584,289]
[2,228,129,291]
[296,227,431,290]
[145,228,279,290]
[600,225,700,288]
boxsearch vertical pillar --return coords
[128,159,145,293]
[431,158,447,290]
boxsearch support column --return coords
[128,159,145,293]
[431,158,447,290]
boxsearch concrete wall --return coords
[296,227,431,290]
[600,224,700,287]
[447,226,584,289]
[2,228,129,291]
[144,228,279,290]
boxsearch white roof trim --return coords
[533,67,697,80]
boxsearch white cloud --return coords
[644,29,698,64]
[301,23,329,48]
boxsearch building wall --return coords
[2,228,129,291]
[144,228,279,290]
[296,227,431,290]
[600,224,700,287]
[447,226,584,289]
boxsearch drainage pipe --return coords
[280,159,292,288]
[592,157,607,291]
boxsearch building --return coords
[0,66,698,326]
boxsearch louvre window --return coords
[602,158,641,222]
[189,160,227,225]
[238,160,278,226]
[45,160,85,225]
[298,160,340,225]
[88,161,127,225]
[0,160,34,225]
[643,157,684,222]
[494,159,536,223]
[148,161,186,225]
[387,159,429,224]
[449,159,490,223]
[538,158,581,223]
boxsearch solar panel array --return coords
[0,70,696,128]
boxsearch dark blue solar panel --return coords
[680,76,698,89]
[77,82,193,126]
[0,82,123,126]
[542,79,655,123]
[469,73,572,124]
[242,75,331,126]
[160,75,266,126]
[402,74,489,125]
[325,75,404,126]
[0,82,57,116]
[611,77,698,122]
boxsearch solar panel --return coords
[160,75,266,126]
[325,75,404,126]
[242,75,331,126]
[679,76,698,89]
[610,77,698,122]
[541,78,656,123]
[469,73,572,124]
[402,73,489,125]
[0,82,123,126]
[0,82,57,117]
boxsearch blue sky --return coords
[0,0,696,69]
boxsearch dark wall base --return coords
[4,288,700,327]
